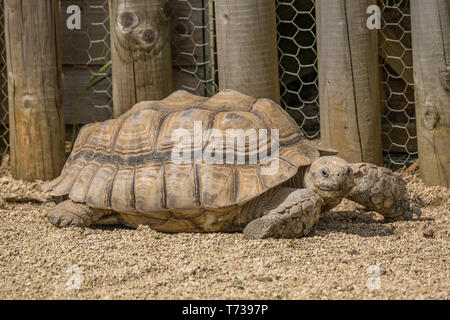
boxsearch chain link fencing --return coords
[60,0,113,146]
[0,0,418,169]
[276,0,319,139]
[172,0,218,96]
[379,0,417,168]
[0,0,8,155]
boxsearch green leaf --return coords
[71,61,112,148]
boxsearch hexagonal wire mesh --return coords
[60,0,113,136]
[0,0,8,155]
[173,0,320,137]
[0,0,417,169]
[172,0,218,96]
[379,0,417,168]
[0,0,219,157]
[276,0,319,139]
[61,0,218,135]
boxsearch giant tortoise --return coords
[44,90,420,238]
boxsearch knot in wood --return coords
[139,28,156,45]
[118,11,139,31]
[441,69,450,91]
[5,0,17,11]
[22,95,36,109]
[423,108,440,130]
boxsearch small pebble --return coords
[423,229,434,238]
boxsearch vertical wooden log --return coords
[5,0,65,181]
[317,0,381,165]
[411,0,450,187]
[214,0,280,103]
[109,0,173,117]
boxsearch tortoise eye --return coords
[321,170,329,177]
[347,167,352,175]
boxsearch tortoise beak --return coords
[317,176,355,192]
[317,182,341,191]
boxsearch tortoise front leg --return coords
[243,188,323,239]
[347,163,422,220]
[47,200,107,228]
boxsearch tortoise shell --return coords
[44,90,319,212]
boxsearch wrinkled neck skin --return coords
[303,166,346,213]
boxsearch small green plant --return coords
[231,278,244,287]
[71,60,112,148]
[152,235,161,240]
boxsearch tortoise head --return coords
[304,156,355,202]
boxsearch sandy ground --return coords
[0,159,448,300]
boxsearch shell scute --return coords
[197,164,235,208]
[85,163,117,209]
[134,163,166,213]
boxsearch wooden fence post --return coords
[317,0,382,165]
[109,0,173,117]
[5,0,65,181]
[411,0,450,187]
[215,0,280,103]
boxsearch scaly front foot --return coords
[243,188,323,239]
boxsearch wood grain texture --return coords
[109,0,173,117]
[1,65,211,125]
[317,0,382,165]
[411,0,450,187]
[4,0,66,181]
[214,0,280,103]
[59,0,205,67]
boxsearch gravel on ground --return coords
[0,159,448,299]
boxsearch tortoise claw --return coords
[413,206,422,217]
[414,194,424,207]
[51,216,61,226]
[46,200,102,228]
[60,219,70,228]
[408,193,423,219]
[399,207,421,221]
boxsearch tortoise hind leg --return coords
[243,188,323,239]
[47,200,107,228]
